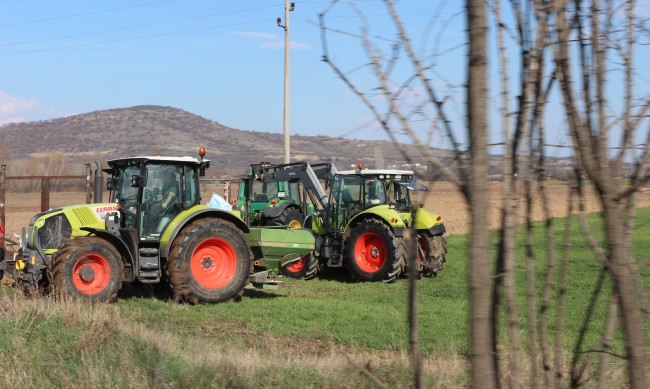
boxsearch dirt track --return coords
[420,182,650,235]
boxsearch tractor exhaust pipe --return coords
[94,160,103,203]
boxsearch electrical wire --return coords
[0,0,177,28]
[0,18,274,57]
[0,4,284,48]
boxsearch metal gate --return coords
[0,164,92,235]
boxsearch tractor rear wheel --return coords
[280,252,319,280]
[416,233,447,278]
[345,219,406,282]
[268,207,304,229]
[167,218,252,304]
[50,237,123,302]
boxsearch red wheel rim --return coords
[190,238,237,289]
[72,254,111,295]
[353,232,386,273]
[286,256,306,273]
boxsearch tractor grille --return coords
[72,207,99,226]
[37,214,72,250]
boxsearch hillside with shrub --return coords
[0,105,452,177]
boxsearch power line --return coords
[0,9,450,57]
[0,18,273,57]
[0,4,283,48]
[0,0,177,28]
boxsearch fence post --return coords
[85,163,92,204]
[224,180,230,202]
[0,164,5,228]
[41,177,50,212]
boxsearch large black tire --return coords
[415,233,447,278]
[50,237,123,302]
[280,252,319,280]
[345,219,406,283]
[166,218,252,304]
[268,207,304,229]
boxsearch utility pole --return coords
[277,1,295,164]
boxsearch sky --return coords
[1,1,649,154]
[0,0,467,144]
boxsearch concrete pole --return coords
[282,0,291,164]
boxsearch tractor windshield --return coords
[141,164,183,239]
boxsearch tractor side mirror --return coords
[106,178,115,190]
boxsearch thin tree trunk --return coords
[466,1,496,387]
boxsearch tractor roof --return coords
[107,155,206,167]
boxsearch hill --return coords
[0,105,451,176]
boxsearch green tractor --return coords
[253,162,447,282]
[233,162,334,230]
[0,150,315,303]
[234,163,306,229]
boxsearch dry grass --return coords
[0,291,468,388]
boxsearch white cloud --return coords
[0,91,40,124]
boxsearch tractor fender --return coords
[411,208,445,230]
[262,202,297,219]
[159,207,250,258]
[428,223,446,236]
[344,206,407,237]
[80,227,136,273]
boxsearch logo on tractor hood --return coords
[94,205,118,221]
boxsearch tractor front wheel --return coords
[345,219,406,282]
[50,237,123,302]
[167,218,252,304]
[268,207,304,229]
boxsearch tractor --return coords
[0,149,315,303]
[252,161,447,282]
[233,162,333,229]
[234,163,306,229]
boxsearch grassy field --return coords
[1,208,649,388]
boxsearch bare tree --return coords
[553,1,649,387]
[319,0,649,387]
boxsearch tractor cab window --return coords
[327,175,363,231]
[113,165,141,228]
[385,179,412,211]
[330,175,362,208]
[141,164,182,239]
[364,178,387,207]
[183,166,198,208]
[250,181,279,202]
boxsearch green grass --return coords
[1,208,649,387]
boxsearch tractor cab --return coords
[325,168,424,232]
[106,155,208,241]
